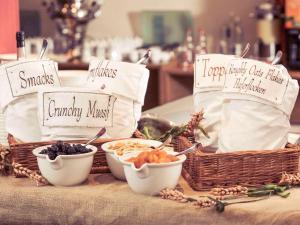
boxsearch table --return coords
[2,97,300,225]
[1,174,300,225]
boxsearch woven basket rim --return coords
[8,138,116,146]
[6,133,128,147]
[196,146,300,157]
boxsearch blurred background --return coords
[19,0,261,53]
[2,0,300,121]
[14,0,288,62]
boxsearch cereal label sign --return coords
[5,60,60,97]
[0,59,60,108]
[223,58,289,104]
[194,54,234,91]
[86,59,149,103]
[42,91,117,128]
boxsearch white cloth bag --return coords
[85,60,149,138]
[219,60,299,152]
[105,96,141,138]
[86,59,149,104]
[0,110,8,145]
[193,54,234,151]
[38,87,140,140]
[4,94,41,142]
[0,60,60,142]
[58,70,88,87]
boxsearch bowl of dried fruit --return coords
[120,149,186,195]
[101,138,162,181]
[32,141,97,186]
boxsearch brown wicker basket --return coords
[175,136,300,191]
[7,135,113,177]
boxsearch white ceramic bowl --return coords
[101,139,162,181]
[32,144,97,186]
[120,151,186,196]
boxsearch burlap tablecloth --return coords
[0,174,300,225]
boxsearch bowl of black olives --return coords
[32,141,97,186]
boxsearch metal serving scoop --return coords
[39,39,48,59]
[175,143,203,156]
[158,135,173,149]
[240,43,251,58]
[271,50,283,65]
[136,49,151,64]
[84,127,106,146]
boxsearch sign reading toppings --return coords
[194,54,234,90]
[194,55,289,104]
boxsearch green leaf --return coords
[142,127,152,139]
[274,186,287,193]
[247,190,274,197]
[158,125,186,142]
[263,184,278,190]
[276,191,290,198]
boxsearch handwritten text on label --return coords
[5,60,59,97]
[42,91,116,128]
[224,59,289,104]
[194,54,234,90]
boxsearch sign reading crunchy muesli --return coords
[42,91,116,127]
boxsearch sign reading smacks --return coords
[194,54,234,90]
[42,91,117,127]
[223,59,289,104]
[5,60,60,97]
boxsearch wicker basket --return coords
[175,136,300,191]
[7,135,113,177]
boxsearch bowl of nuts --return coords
[32,141,97,186]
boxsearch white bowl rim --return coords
[119,150,186,170]
[101,138,162,155]
[32,144,98,159]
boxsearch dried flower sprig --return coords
[0,145,11,175]
[160,182,291,213]
[158,111,207,142]
[279,172,300,186]
[12,162,48,186]
[159,188,188,203]
[193,198,216,208]
[182,111,205,138]
[210,186,248,196]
